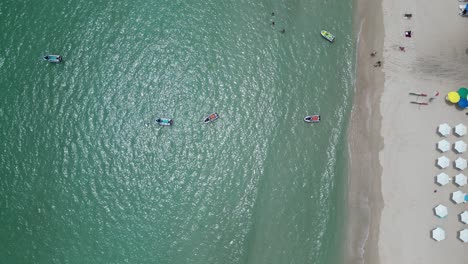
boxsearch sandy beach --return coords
[348,0,468,263]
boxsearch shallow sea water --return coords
[0,0,354,263]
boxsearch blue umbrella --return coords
[465,194,468,202]
[458,98,468,108]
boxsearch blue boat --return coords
[156,118,173,126]
[43,55,62,63]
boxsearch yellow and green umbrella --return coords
[448,91,461,103]
[458,87,468,98]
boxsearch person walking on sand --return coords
[371,51,377,57]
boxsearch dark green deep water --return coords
[0,0,354,263]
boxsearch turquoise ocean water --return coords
[0,0,354,263]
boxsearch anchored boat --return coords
[156,118,173,126]
[203,113,219,124]
[320,30,335,43]
[304,115,320,123]
[43,55,62,63]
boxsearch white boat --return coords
[43,55,62,63]
[320,30,335,42]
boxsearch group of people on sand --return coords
[370,13,413,68]
[370,52,382,67]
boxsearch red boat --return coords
[304,115,320,123]
[203,113,219,123]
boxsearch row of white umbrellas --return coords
[433,205,468,221]
[434,124,467,242]
[436,172,467,186]
[437,156,467,170]
[432,227,468,242]
[437,140,467,153]
[438,123,467,137]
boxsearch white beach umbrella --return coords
[455,157,467,170]
[460,211,468,224]
[437,156,450,169]
[454,140,467,153]
[436,172,450,186]
[432,227,446,241]
[438,123,451,137]
[437,140,451,152]
[459,229,468,242]
[434,204,448,218]
[452,190,466,204]
[455,173,468,186]
[455,123,467,136]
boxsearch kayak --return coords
[320,30,335,43]
[203,113,219,123]
[43,55,62,63]
[304,115,320,123]
[156,118,173,126]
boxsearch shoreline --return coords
[346,0,385,263]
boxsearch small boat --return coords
[320,30,335,42]
[156,118,173,126]
[203,113,219,123]
[304,115,320,123]
[43,55,62,63]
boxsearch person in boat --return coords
[44,55,49,60]
[156,118,161,123]
[272,21,275,26]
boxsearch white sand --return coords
[348,0,468,263]
[379,0,468,263]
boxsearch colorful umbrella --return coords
[459,98,468,108]
[447,91,461,103]
[458,87,468,98]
